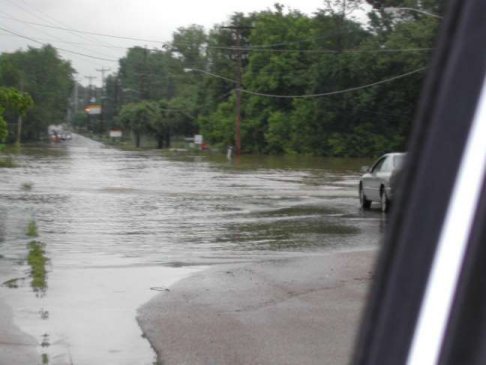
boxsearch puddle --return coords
[1,264,203,365]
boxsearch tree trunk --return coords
[165,131,171,149]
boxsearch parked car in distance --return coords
[359,153,406,212]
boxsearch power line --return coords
[0,14,164,43]
[0,14,434,55]
[209,46,433,54]
[171,28,360,49]
[238,67,427,98]
[0,26,119,62]
[0,7,116,59]
[0,9,71,47]
[0,23,430,55]
[3,23,428,99]
[10,0,121,49]
[0,32,130,49]
[217,27,361,49]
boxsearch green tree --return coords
[0,110,7,143]
[110,1,441,157]
[0,45,74,142]
[198,97,235,148]
[148,101,171,149]
[170,25,207,69]
[0,87,34,142]
[225,6,317,153]
[118,47,177,102]
[118,101,157,147]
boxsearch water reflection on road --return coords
[0,134,385,364]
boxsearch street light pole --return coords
[183,68,237,84]
[390,7,442,19]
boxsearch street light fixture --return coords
[183,68,237,84]
[389,7,442,19]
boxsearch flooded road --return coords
[0,134,384,364]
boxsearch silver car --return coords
[359,153,406,212]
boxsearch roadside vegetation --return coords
[0,86,34,143]
[0,156,15,168]
[1,219,48,293]
[0,47,70,143]
[27,240,48,293]
[26,219,38,237]
[0,0,443,157]
[21,182,33,191]
[25,220,48,293]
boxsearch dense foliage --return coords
[0,1,442,157]
[108,0,442,156]
[0,87,33,142]
[0,45,74,142]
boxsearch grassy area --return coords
[26,220,38,237]
[27,241,48,293]
[0,156,15,168]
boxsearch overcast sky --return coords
[0,0,338,87]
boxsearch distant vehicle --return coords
[48,129,72,143]
[62,132,72,141]
[359,153,406,212]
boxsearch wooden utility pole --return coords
[96,67,111,91]
[73,81,79,114]
[85,75,96,100]
[221,25,253,157]
[84,76,96,132]
[96,67,110,133]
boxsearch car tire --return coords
[380,188,390,213]
[360,185,371,210]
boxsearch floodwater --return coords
[0,134,385,364]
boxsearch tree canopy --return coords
[0,45,74,141]
[0,87,34,142]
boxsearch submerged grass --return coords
[27,241,48,292]
[21,182,33,191]
[26,220,38,237]
[2,277,22,288]
[0,156,16,168]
